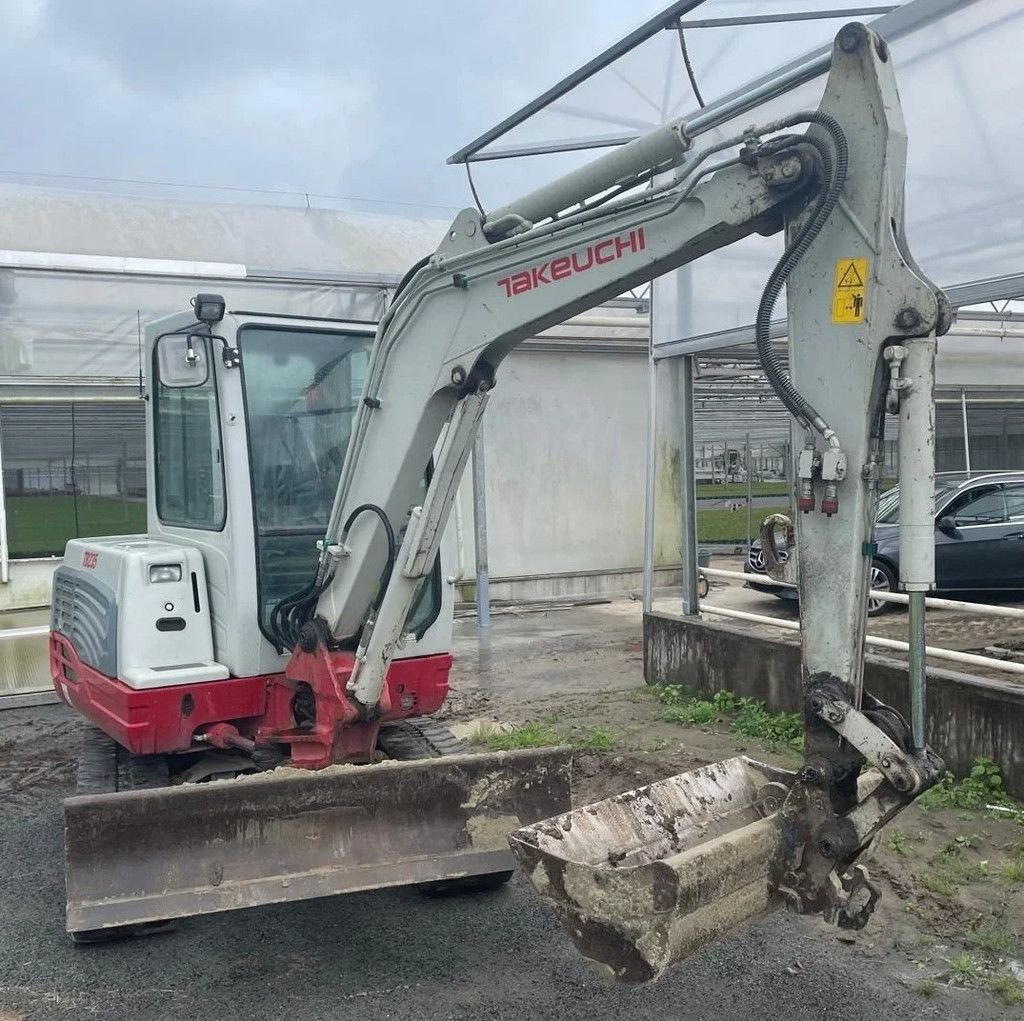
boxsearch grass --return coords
[999,859,1024,883]
[967,920,1015,956]
[915,979,938,998]
[991,973,1024,1006]
[655,686,802,750]
[473,721,561,751]
[696,482,788,499]
[577,726,616,751]
[948,952,979,982]
[919,872,957,897]
[470,721,618,753]
[6,494,145,556]
[696,505,789,543]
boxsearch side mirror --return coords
[156,332,209,388]
[936,515,961,539]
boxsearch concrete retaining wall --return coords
[644,611,1024,799]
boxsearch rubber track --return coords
[75,728,169,795]
[75,728,118,797]
[377,718,468,761]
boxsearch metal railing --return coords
[699,566,1024,676]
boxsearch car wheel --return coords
[867,560,897,616]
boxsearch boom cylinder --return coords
[897,335,937,749]
[483,118,691,238]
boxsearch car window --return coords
[1005,485,1024,523]
[946,485,1006,527]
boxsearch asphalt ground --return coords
[1,725,1004,1021]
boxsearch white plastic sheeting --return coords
[0,186,452,385]
[457,0,1024,346]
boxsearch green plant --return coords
[654,685,695,708]
[999,859,1024,884]
[915,979,938,998]
[967,920,1014,956]
[730,699,802,747]
[919,872,957,897]
[663,700,717,726]
[887,830,910,857]
[656,687,802,749]
[476,722,560,751]
[918,757,1018,813]
[648,737,669,752]
[990,973,1024,1006]
[948,953,978,983]
[578,726,616,751]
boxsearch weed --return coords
[654,685,695,707]
[919,872,957,897]
[918,757,1019,814]
[476,722,560,751]
[948,953,978,983]
[888,830,910,857]
[991,973,1024,1006]
[967,920,1014,956]
[578,726,616,751]
[648,737,669,752]
[915,979,938,998]
[656,687,802,749]
[999,859,1024,884]
[663,700,717,726]
[730,700,803,746]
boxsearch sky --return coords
[0,0,684,216]
[0,0,906,220]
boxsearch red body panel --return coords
[50,632,451,764]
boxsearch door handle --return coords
[1004,533,1024,540]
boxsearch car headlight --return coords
[149,564,183,583]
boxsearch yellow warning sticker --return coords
[832,257,868,324]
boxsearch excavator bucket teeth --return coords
[64,746,572,936]
[508,756,797,983]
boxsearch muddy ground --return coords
[0,595,1022,1019]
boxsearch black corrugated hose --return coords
[754,111,849,436]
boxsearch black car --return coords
[744,471,1024,615]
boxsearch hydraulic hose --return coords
[754,111,849,440]
[268,503,397,652]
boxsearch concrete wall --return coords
[1,558,57,611]
[643,611,1024,798]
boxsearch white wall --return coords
[455,346,682,601]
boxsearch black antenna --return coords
[136,309,144,398]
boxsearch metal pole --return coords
[908,591,927,750]
[745,431,752,552]
[676,355,699,615]
[471,427,490,629]
[960,388,972,473]
[0,410,8,584]
[641,343,658,612]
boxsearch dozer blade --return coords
[509,756,797,983]
[65,746,572,936]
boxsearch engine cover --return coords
[52,537,228,690]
